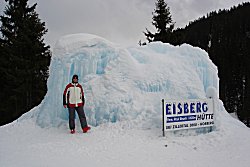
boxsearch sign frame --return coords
[162,98,214,137]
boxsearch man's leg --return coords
[76,106,88,129]
[68,107,76,130]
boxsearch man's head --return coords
[72,74,78,83]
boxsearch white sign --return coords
[163,99,214,131]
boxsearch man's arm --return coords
[63,83,71,107]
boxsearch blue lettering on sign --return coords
[166,103,171,115]
[166,115,196,123]
[184,103,189,114]
[202,103,208,112]
[196,102,202,113]
[165,101,209,115]
[173,103,176,114]
[190,103,195,113]
[177,103,182,114]
[196,114,213,120]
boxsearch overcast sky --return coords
[0,0,248,48]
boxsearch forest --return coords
[144,1,250,126]
[0,0,51,125]
[172,3,250,126]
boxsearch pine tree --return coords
[144,0,174,43]
[171,2,250,126]
[0,0,51,125]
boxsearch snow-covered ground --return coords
[1,33,250,167]
[1,117,250,167]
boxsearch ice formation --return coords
[27,33,219,130]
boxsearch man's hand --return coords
[63,105,67,108]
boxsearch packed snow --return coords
[1,33,250,167]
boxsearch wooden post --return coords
[162,99,165,137]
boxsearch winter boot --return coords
[83,126,91,133]
[70,129,75,134]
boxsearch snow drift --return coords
[2,33,250,167]
[24,33,223,132]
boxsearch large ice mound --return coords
[29,33,219,128]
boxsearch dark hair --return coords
[72,74,78,80]
[72,74,78,83]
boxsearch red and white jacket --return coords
[63,83,85,108]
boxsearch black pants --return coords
[68,106,87,130]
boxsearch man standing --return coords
[63,74,90,134]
